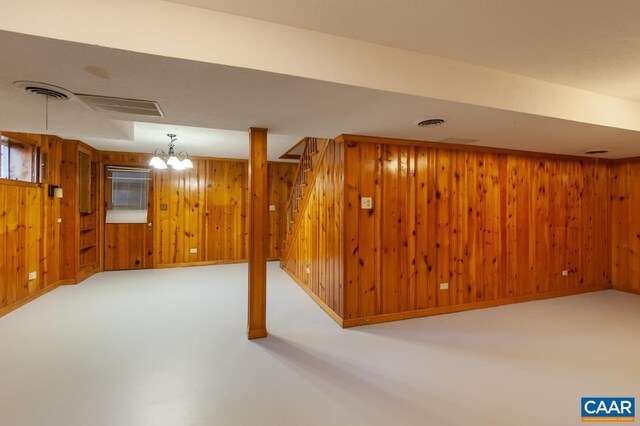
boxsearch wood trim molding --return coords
[337,134,614,162]
[283,268,344,328]
[0,282,61,318]
[99,149,296,165]
[0,179,43,188]
[612,286,640,295]
[342,284,611,328]
[279,137,306,160]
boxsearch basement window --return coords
[105,167,150,223]
[0,136,40,183]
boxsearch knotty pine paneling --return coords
[268,163,295,259]
[282,140,344,318]
[0,134,64,315]
[101,152,295,267]
[341,137,611,325]
[610,159,640,294]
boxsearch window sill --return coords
[0,179,42,188]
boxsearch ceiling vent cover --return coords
[584,149,609,155]
[417,118,445,127]
[76,94,164,117]
[439,137,479,145]
[13,81,73,100]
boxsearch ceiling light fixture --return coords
[149,134,193,170]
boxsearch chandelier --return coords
[149,134,194,170]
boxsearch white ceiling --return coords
[171,0,640,102]
[0,30,639,158]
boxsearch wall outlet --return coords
[306,267,311,274]
[440,282,449,290]
[28,271,37,281]
[361,197,373,209]
[562,270,569,277]
[269,204,276,211]
[56,218,62,223]
[190,248,198,254]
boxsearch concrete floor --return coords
[0,262,638,426]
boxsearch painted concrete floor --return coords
[0,262,638,426]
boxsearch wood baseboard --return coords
[155,258,280,269]
[282,267,344,328]
[612,285,640,295]
[0,282,62,318]
[342,284,611,328]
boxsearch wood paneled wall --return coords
[155,158,247,265]
[101,152,296,267]
[1,135,294,317]
[0,133,65,316]
[610,159,640,294]
[282,140,344,319]
[341,137,610,325]
[281,135,615,327]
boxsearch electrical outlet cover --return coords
[28,271,37,280]
[440,282,449,290]
[190,248,198,254]
[361,197,373,209]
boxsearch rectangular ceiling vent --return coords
[76,94,164,117]
[439,137,479,145]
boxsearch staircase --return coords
[282,137,329,255]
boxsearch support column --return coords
[247,127,268,339]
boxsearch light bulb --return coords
[150,156,167,169]
[166,156,180,167]
[181,158,193,169]
[171,161,185,171]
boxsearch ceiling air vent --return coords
[417,118,445,127]
[13,81,73,100]
[76,94,164,117]
[439,137,479,145]
[584,149,609,155]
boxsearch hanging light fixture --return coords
[149,134,194,170]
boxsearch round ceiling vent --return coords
[417,118,445,127]
[13,81,74,100]
[584,148,609,155]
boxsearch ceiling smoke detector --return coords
[13,81,73,100]
[584,149,610,155]
[417,118,445,127]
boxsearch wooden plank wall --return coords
[1,137,294,317]
[101,152,296,267]
[341,137,611,326]
[0,133,65,315]
[610,159,640,294]
[282,140,344,319]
